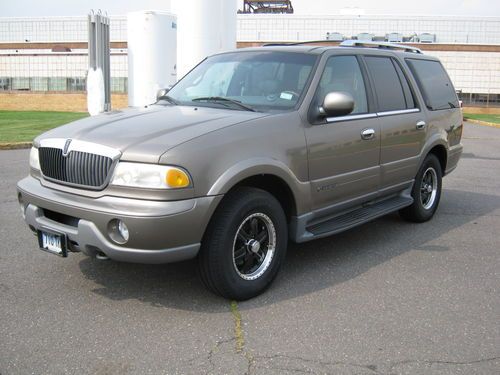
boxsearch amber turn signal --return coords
[166,168,190,188]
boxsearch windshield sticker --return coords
[280,92,294,100]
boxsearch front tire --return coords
[198,187,288,300]
[399,153,442,223]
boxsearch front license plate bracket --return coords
[37,230,68,257]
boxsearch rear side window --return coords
[392,61,416,109]
[406,59,459,110]
[365,56,412,112]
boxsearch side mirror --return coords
[156,86,172,101]
[319,91,354,117]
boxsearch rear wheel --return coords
[399,153,442,223]
[198,187,288,300]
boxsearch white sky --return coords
[0,0,498,17]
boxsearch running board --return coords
[306,196,413,238]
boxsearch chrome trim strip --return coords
[376,108,420,117]
[38,138,66,149]
[39,138,121,160]
[326,108,419,123]
[326,113,377,123]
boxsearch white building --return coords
[0,14,499,105]
[237,14,500,44]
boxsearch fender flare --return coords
[207,157,310,214]
[418,133,449,171]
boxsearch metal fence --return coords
[0,76,127,93]
[0,51,128,93]
[0,16,127,43]
[457,92,500,107]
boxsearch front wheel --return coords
[399,153,442,223]
[198,187,288,300]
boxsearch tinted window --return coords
[318,55,368,114]
[406,59,459,110]
[365,56,407,112]
[393,61,416,109]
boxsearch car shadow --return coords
[78,188,500,312]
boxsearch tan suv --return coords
[17,41,463,300]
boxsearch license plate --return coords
[38,230,67,257]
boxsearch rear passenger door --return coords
[305,55,380,210]
[363,55,426,195]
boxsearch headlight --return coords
[29,147,41,170]
[110,162,191,189]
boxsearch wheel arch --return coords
[419,134,449,176]
[427,144,448,175]
[229,174,297,220]
[207,158,310,219]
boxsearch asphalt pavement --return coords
[0,122,499,374]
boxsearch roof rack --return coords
[262,40,335,47]
[261,40,423,54]
[340,40,422,54]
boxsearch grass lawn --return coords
[0,110,88,143]
[463,113,500,124]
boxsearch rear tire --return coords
[198,187,288,300]
[399,153,442,223]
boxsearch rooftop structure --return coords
[239,1,294,14]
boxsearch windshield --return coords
[166,51,318,112]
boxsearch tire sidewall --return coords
[412,155,443,220]
[212,190,288,299]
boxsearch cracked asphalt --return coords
[1,122,499,374]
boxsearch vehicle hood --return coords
[35,105,269,163]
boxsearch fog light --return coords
[118,220,129,242]
[108,219,129,244]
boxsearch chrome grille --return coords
[39,147,114,188]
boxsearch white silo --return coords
[127,10,177,107]
[173,0,237,79]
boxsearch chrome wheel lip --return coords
[232,212,276,281]
[420,167,438,210]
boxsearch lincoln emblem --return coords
[62,139,72,157]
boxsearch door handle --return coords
[416,120,426,130]
[361,128,375,140]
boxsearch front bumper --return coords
[17,176,222,264]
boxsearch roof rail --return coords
[263,40,336,47]
[340,40,422,54]
[262,43,294,46]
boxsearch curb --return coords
[464,118,500,129]
[0,142,32,150]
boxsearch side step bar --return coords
[304,196,413,239]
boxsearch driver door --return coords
[305,55,381,211]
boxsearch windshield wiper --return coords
[192,96,256,112]
[431,102,458,110]
[157,95,179,105]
